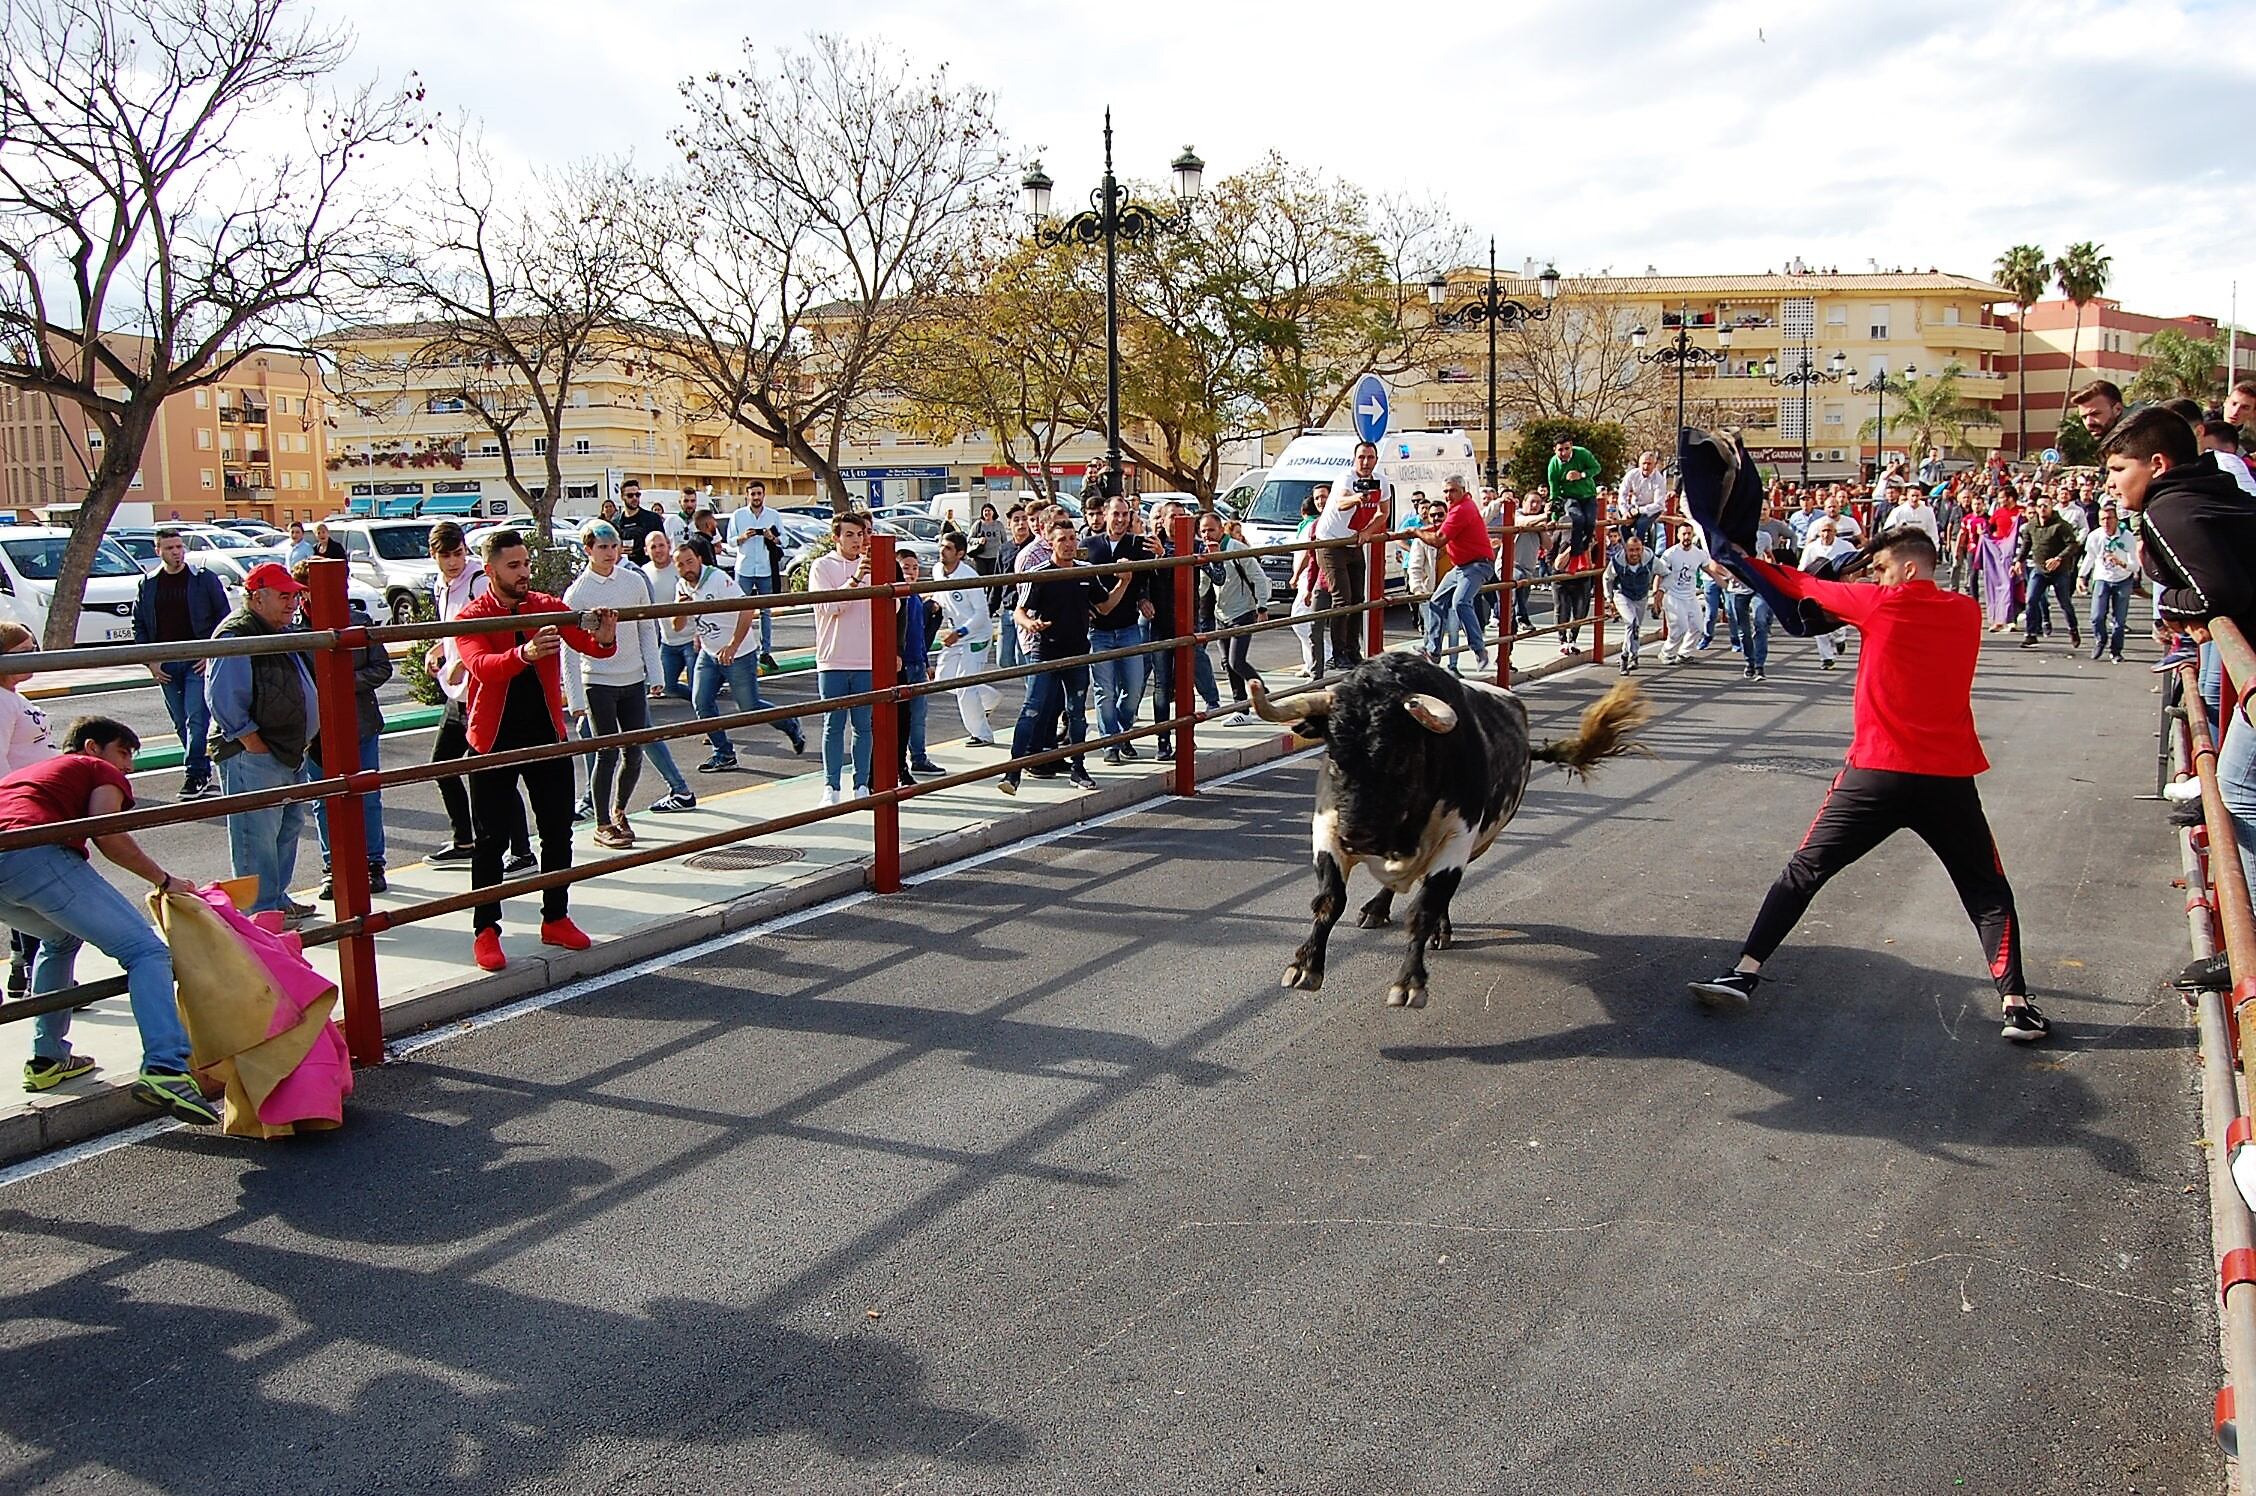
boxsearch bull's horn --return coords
[1247,678,1332,723]
[1403,694,1458,733]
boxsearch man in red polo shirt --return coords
[1413,474,1497,673]
[1688,526,2047,1043]
[456,528,618,972]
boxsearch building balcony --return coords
[1918,322,2007,355]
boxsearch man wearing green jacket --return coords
[2016,493,2083,650]
[1547,436,1602,555]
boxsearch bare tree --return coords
[0,0,420,645]
[894,238,1102,503]
[1494,292,1667,435]
[358,125,629,541]
[623,35,1010,513]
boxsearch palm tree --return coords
[1994,244,2047,459]
[2125,326,2226,405]
[1867,361,1995,459]
[2053,241,2113,410]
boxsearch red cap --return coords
[242,561,306,595]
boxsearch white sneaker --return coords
[2164,777,2205,803]
[820,786,842,807]
[1221,711,1257,727]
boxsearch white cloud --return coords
[326,0,2255,321]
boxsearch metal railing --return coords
[0,516,1477,1067]
[2167,618,2256,1488]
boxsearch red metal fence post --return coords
[1366,531,1387,661]
[305,559,383,1067]
[1495,525,1515,690]
[868,531,901,894]
[1172,512,1196,797]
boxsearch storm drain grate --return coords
[682,845,807,872]
[1733,756,1842,777]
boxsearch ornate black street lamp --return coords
[1762,345,1849,487]
[1630,308,1733,460]
[1425,240,1561,490]
[1850,363,1914,482]
[1020,112,1201,503]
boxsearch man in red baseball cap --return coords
[208,561,320,920]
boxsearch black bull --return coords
[1248,654,1649,1007]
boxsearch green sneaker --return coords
[23,1054,96,1092]
[131,1069,218,1125]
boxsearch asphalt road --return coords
[0,629,2218,1495]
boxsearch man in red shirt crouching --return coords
[1688,526,2048,1043]
[456,529,618,973]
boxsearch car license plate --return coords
[103,625,133,643]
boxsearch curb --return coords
[0,649,1604,1166]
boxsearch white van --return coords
[1236,432,1481,600]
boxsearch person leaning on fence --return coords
[675,533,806,777]
[1404,496,1446,657]
[934,532,1001,746]
[1289,489,1329,679]
[1310,443,1391,671]
[1197,509,1268,723]
[893,550,945,782]
[8,716,215,1123]
[291,561,390,903]
[1415,476,1496,675]
[455,527,619,973]
[425,522,532,872]
[809,512,879,807]
[207,562,319,922]
[565,520,696,850]
[134,527,229,799]
[1082,494,1154,766]
[998,514,1126,796]
[1145,500,1219,761]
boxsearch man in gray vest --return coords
[207,563,319,920]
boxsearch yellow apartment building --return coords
[0,342,335,524]
[319,323,812,519]
[1402,265,2015,483]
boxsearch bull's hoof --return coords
[1386,981,1427,1008]
[1427,924,1453,951]
[1282,962,1325,992]
[1356,908,1392,929]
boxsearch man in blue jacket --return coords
[132,529,230,798]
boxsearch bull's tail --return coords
[1531,680,1651,780]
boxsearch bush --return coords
[1505,418,1630,496]
[398,636,447,707]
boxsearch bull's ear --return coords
[1403,694,1458,733]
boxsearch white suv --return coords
[0,528,145,644]
[322,519,441,624]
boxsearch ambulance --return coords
[1235,431,1481,600]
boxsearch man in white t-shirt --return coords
[1618,451,1668,549]
[1310,441,1392,669]
[933,531,1001,744]
[1819,493,1863,545]
[1655,520,1711,664]
[1884,489,1939,544]
[725,481,784,671]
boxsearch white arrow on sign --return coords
[1357,396,1385,421]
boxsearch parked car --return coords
[213,548,387,617]
[182,525,262,553]
[108,528,163,574]
[211,518,286,544]
[319,519,441,624]
[0,528,145,645]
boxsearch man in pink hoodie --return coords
[808,512,875,807]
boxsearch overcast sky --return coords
[329,0,2248,323]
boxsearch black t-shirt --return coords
[615,507,669,564]
[494,646,561,750]
[1022,564,1108,660]
[150,567,193,642]
[1081,533,1149,631]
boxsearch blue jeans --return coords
[2219,704,2256,898]
[659,641,695,700]
[1703,577,1736,648]
[158,662,211,781]
[219,748,308,913]
[900,655,930,763]
[998,623,1022,671]
[1089,623,1149,738]
[1013,663,1089,767]
[736,571,777,654]
[819,668,874,791]
[1150,644,1218,737]
[1426,561,1494,666]
[1730,592,1773,670]
[2,843,188,1072]
[313,730,386,868]
[2089,579,2130,659]
[694,650,802,760]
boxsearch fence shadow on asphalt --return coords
[1376,920,2178,1180]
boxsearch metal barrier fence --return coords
[2167,619,2256,1488]
[0,513,1616,1069]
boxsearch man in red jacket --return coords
[1688,527,2047,1043]
[456,529,618,972]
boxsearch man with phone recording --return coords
[1310,439,1393,670]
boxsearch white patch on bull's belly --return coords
[1312,805,1354,871]
[1375,804,1481,894]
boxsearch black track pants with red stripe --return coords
[1741,767,2026,997]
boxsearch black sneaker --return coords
[1028,765,1062,780]
[1102,747,1124,766]
[696,755,740,774]
[2176,953,2233,992]
[572,798,594,823]
[1689,970,1759,1007]
[758,651,779,672]
[367,863,388,896]
[2001,1000,2051,1043]
[1754,668,1767,681]
[1119,742,1139,761]
[2017,637,2039,649]
[428,843,476,866]
[2169,800,2206,828]
[1067,767,1098,791]
[502,851,537,876]
[317,871,333,902]
[1156,740,1174,761]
